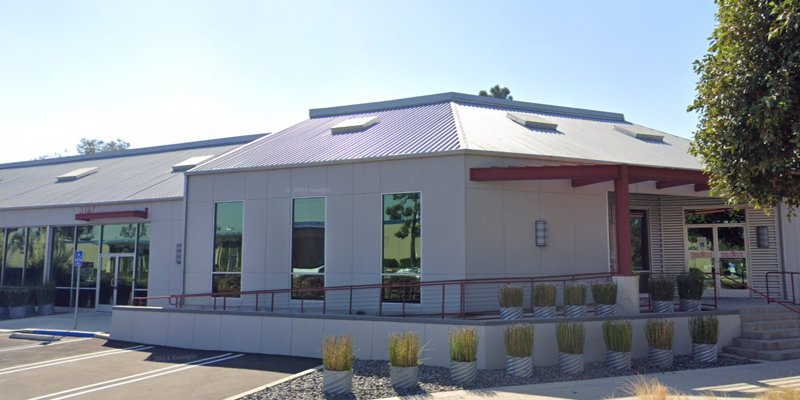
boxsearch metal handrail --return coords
[766,271,800,311]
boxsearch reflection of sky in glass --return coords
[215,202,243,234]
[293,198,324,224]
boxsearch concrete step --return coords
[742,320,800,331]
[740,312,800,323]
[724,346,800,361]
[732,336,800,350]
[742,328,800,340]
[738,306,797,315]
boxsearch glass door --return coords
[97,254,135,311]
[686,225,748,297]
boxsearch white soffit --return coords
[506,112,558,130]
[614,125,665,142]
[56,166,98,182]
[330,116,380,134]
[171,155,215,172]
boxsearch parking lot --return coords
[0,332,320,400]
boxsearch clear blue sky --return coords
[0,0,717,163]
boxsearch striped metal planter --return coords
[564,305,586,318]
[500,307,523,320]
[652,300,674,314]
[322,369,352,395]
[533,306,556,319]
[506,355,533,378]
[692,343,718,363]
[558,352,584,376]
[594,303,616,316]
[605,350,631,370]
[648,347,673,368]
[390,366,419,389]
[450,360,477,386]
[680,299,701,312]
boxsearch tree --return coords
[384,194,421,268]
[76,138,130,155]
[689,0,800,213]
[478,84,513,100]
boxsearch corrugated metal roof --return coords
[193,92,699,173]
[0,135,261,210]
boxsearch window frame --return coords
[212,201,244,296]
[289,196,327,301]
[380,191,422,304]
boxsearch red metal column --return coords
[614,165,633,276]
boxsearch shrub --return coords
[37,282,57,305]
[563,283,587,306]
[0,289,7,307]
[556,322,584,354]
[5,288,31,307]
[322,335,355,371]
[602,320,632,352]
[388,331,421,367]
[498,285,524,308]
[645,319,675,350]
[623,376,679,400]
[649,276,675,302]
[504,324,534,358]
[690,315,719,345]
[677,268,705,300]
[591,282,617,305]
[449,328,478,362]
[532,284,556,307]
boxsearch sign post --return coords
[73,250,83,330]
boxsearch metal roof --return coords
[0,134,262,210]
[193,92,699,173]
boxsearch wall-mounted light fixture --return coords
[535,220,547,247]
[757,226,769,248]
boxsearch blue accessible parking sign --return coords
[74,250,83,268]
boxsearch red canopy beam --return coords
[614,166,633,276]
[470,165,620,181]
[655,181,689,189]
[75,209,148,221]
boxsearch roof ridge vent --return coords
[614,124,665,142]
[172,155,215,172]
[330,116,380,134]
[506,112,558,130]
[56,166,98,182]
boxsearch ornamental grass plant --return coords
[556,322,584,354]
[504,324,534,358]
[645,319,675,350]
[677,268,705,300]
[532,283,556,307]
[690,315,719,344]
[449,328,478,362]
[498,285,524,308]
[388,331,421,367]
[602,320,632,352]
[563,283,587,306]
[649,276,675,302]
[591,282,617,305]
[322,335,355,371]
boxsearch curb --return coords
[24,329,105,339]
[222,365,323,400]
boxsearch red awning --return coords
[75,208,149,221]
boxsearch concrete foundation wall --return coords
[112,306,740,370]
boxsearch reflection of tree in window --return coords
[25,227,46,285]
[213,202,243,295]
[382,193,421,303]
[684,209,745,224]
[4,228,25,286]
[291,198,325,300]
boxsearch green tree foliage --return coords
[690,0,800,213]
[384,194,421,267]
[478,84,513,100]
[76,138,130,155]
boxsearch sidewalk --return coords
[0,310,111,333]
[379,359,800,400]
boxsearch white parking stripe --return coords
[35,353,244,400]
[0,337,91,353]
[0,345,152,375]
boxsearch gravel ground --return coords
[245,355,756,400]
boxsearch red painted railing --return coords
[766,271,800,314]
[133,272,613,319]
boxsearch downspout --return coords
[180,173,190,300]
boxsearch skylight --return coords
[171,155,215,172]
[56,167,98,182]
[506,112,558,130]
[330,116,380,134]
[614,125,665,142]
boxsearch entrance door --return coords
[97,254,135,311]
[686,225,748,297]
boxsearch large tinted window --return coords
[3,228,25,286]
[685,209,745,224]
[76,225,99,307]
[382,193,421,302]
[291,197,325,300]
[102,224,137,253]
[135,223,150,299]
[213,202,243,294]
[25,227,46,286]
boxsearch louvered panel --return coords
[747,208,781,295]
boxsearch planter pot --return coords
[9,305,27,319]
[37,303,54,316]
[692,343,718,363]
[648,347,673,368]
[505,355,533,378]
[450,360,477,386]
[390,365,418,389]
[594,303,616,316]
[679,298,701,312]
[533,306,556,318]
[558,352,584,376]
[605,350,631,370]
[500,307,523,320]
[322,369,353,395]
[652,300,674,314]
[564,305,586,318]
